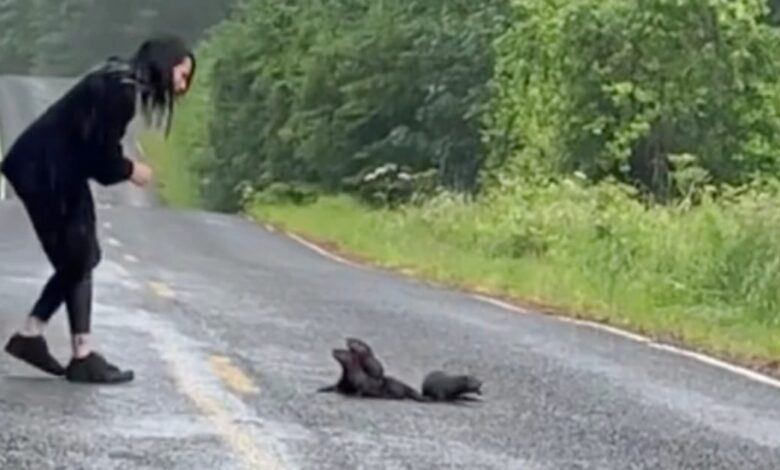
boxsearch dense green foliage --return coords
[169,0,780,210]
[0,0,39,73]
[181,0,511,211]
[486,0,780,201]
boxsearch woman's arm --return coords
[82,63,140,186]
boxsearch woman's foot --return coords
[65,352,134,384]
[4,333,66,376]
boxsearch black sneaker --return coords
[4,333,66,376]
[65,352,134,384]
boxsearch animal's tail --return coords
[317,385,337,393]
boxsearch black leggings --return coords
[30,268,93,334]
[20,187,101,335]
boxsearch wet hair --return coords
[130,34,196,135]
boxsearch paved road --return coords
[1,77,780,470]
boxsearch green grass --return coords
[138,130,201,209]
[249,183,780,371]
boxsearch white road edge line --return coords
[284,231,365,270]
[473,294,651,343]
[472,294,780,391]
[647,342,780,390]
[281,229,780,392]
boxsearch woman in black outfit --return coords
[1,34,196,384]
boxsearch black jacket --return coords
[1,57,141,199]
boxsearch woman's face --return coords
[172,56,193,95]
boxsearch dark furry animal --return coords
[317,349,358,395]
[319,338,485,405]
[345,338,484,403]
[346,337,384,379]
[317,348,383,396]
[321,348,429,402]
[380,375,430,402]
[421,370,483,402]
[317,337,383,394]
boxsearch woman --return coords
[1,34,196,384]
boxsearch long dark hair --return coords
[130,34,196,135]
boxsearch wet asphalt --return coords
[1,76,780,470]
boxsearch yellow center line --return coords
[148,281,175,299]
[148,309,285,469]
[187,393,285,470]
[144,277,284,468]
[168,364,285,470]
[208,355,260,396]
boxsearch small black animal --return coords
[317,348,358,395]
[318,338,485,405]
[317,337,384,394]
[379,375,430,402]
[321,348,429,402]
[421,370,483,402]
[346,337,384,379]
[343,338,428,402]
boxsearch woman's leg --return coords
[19,224,93,335]
[58,187,99,359]
[27,270,70,326]
[23,194,74,328]
[5,268,78,376]
[66,271,93,358]
[6,187,132,383]
[59,190,134,384]
[4,194,69,376]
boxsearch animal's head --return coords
[332,348,356,366]
[346,337,373,356]
[461,375,483,395]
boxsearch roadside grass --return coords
[248,186,780,376]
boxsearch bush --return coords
[486,0,780,200]
[397,174,780,326]
[242,181,319,207]
[179,0,510,211]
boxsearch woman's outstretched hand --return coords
[130,161,153,187]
